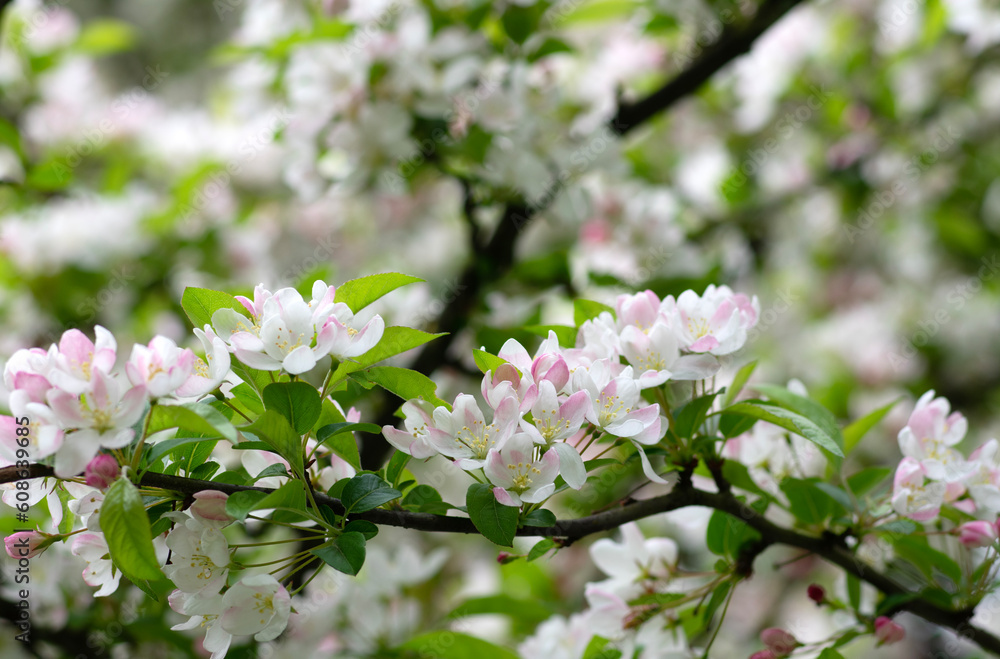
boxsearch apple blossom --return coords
[190,490,233,527]
[4,530,51,559]
[219,573,292,642]
[125,335,196,398]
[83,453,120,490]
[165,513,232,595]
[481,362,538,415]
[898,390,971,482]
[484,432,560,507]
[169,590,232,659]
[430,393,520,469]
[665,285,759,355]
[45,326,119,395]
[382,399,450,459]
[891,457,946,522]
[874,616,905,645]
[46,369,147,477]
[958,520,997,548]
[71,532,121,597]
[318,302,385,361]
[760,628,798,656]
[175,326,232,398]
[589,522,678,592]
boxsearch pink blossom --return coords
[126,335,196,398]
[958,520,997,548]
[874,616,905,645]
[190,491,233,527]
[484,433,560,507]
[84,454,120,490]
[760,627,798,656]
[891,456,946,522]
[4,530,50,559]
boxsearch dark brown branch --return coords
[7,462,1000,655]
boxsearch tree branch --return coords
[7,462,999,655]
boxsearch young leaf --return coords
[724,360,758,406]
[341,473,401,514]
[180,287,248,329]
[333,273,423,312]
[399,632,520,659]
[843,397,902,454]
[780,478,836,524]
[332,327,446,379]
[100,479,163,582]
[225,481,306,522]
[147,402,238,443]
[573,298,615,326]
[343,519,379,540]
[527,538,556,561]
[354,365,450,409]
[315,423,379,471]
[243,410,304,475]
[472,348,513,376]
[721,401,844,457]
[847,467,892,498]
[385,450,411,486]
[522,508,557,527]
[311,532,366,575]
[262,382,322,435]
[522,324,577,347]
[752,384,844,452]
[674,392,720,438]
[466,483,519,547]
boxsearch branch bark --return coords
[7,463,999,656]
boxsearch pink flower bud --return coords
[760,628,798,656]
[874,616,905,645]
[4,531,49,559]
[807,584,826,604]
[496,552,517,564]
[749,651,777,659]
[84,454,120,490]
[190,490,232,524]
[958,520,997,548]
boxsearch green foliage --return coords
[353,365,451,409]
[333,272,423,312]
[467,483,519,547]
[398,632,520,659]
[262,382,322,435]
[147,402,238,444]
[100,479,163,582]
[720,401,844,458]
[340,473,402,514]
[242,410,304,474]
[573,299,615,326]
[180,287,248,330]
[312,532,367,576]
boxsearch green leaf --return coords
[752,384,844,453]
[724,360,758,406]
[811,482,854,514]
[721,401,844,457]
[847,467,892,498]
[262,382,322,435]
[333,273,423,312]
[818,649,846,659]
[341,473,401,514]
[780,478,836,524]
[527,37,574,62]
[630,592,686,607]
[243,410,304,474]
[311,532,366,575]
[573,299,615,326]
[847,573,861,611]
[472,348,513,376]
[702,580,732,625]
[230,383,265,415]
[147,401,238,444]
[554,0,639,26]
[315,423,378,471]
[706,498,766,558]
[466,483,519,547]
[843,397,902,454]
[449,595,553,624]
[99,479,163,582]
[522,508,557,527]
[180,287,248,330]
[891,535,962,584]
[354,365,450,409]
[224,481,307,522]
[674,392,720,438]
[582,636,622,659]
[401,484,448,512]
[386,450,411,486]
[522,324,577,347]
[399,632,520,659]
[332,327,445,380]
[721,460,770,499]
[527,538,556,561]
[501,4,541,44]
[343,520,379,540]
[75,19,136,55]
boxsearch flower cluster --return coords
[211,281,384,375]
[0,326,229,477]
[383,286,760,504]
[891,390,1000,522]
